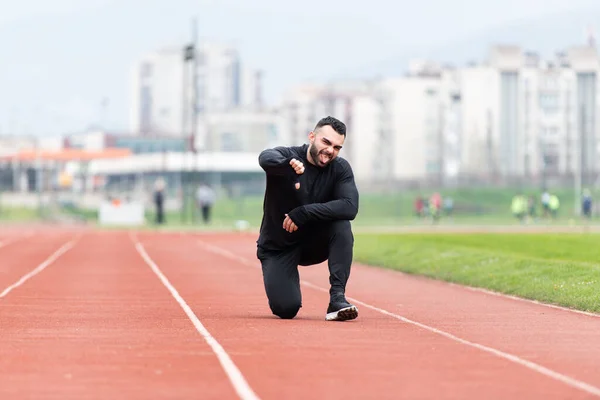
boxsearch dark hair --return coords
[315,116,346,137]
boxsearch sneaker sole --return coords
[325,306,358,321]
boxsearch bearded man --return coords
[256,116,360,321]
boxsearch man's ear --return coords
[308,131,315,142]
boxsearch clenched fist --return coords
[283,214,298,233]
[290,158,305,175]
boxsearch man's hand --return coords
[283,214,298,233]
[290,159,304,190]
[290,158,305,175]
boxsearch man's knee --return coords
[261,257,302,319]
[270,300,301,319]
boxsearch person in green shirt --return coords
[511,193,527,223]
[549,194,560,219]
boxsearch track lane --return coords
[0,231,76,291]
[135,231,593,399]
[0,231,240,399]
[194,232,600,398]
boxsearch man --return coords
[582,189,593,219]
[256,116,359,321]
[153,178,166,225]
[196,183,216,224]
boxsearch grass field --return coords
[0,186,595,228]
[0,207,40,222]
[354,232,600,313]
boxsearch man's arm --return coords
[258,146,295,176]
[287,161,359,227]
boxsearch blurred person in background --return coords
[549,193,560,219]
[541,190,551,218]
[256,116,359,322]
[582,189,593,220]
[414,196,424,218]
[527,195,537,222]
[196,183,216,224]
[443,196,454,217]
[429,192,442,223]
[153,178,166,225]
[511,192,527,223]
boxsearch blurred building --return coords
[0,135,38,156]
[195,42,263,113]
[278,81,379,183]
[279,68,462,187]
[129,47,183,136]
[129,42,263,137]
[197,107,287,153]
[377,62,462,185]
[65,109,284,194]
[279,39,600,187]
[460,42,600,185]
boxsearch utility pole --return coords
[189,17,199,223]
[574,105,585,216]
[190,17,198,156]
[179,17,199,224]
[181,44,190,223]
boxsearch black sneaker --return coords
[326,297,358,321]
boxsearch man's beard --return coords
[309,144,332,167]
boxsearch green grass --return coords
[0,207,40,222]
[354,233,600,313]
[0,186,596,230]
[127,185,598,230]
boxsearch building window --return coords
[500,72,519,174]
[544,77,558,89]
[539,93,559,114]
[267,124,278,145]
[426,161,439,173]
[139,86,152,133]
[196,52,206,66]
[230,58,241,107]
[221,132,241,152]
[540,126,560,137]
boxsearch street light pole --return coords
[574,105,585,216]
[189,17,199,223]
[180,43,190,223]
[180,18,199,224]
[191,17,198,155]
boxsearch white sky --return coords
[0,0,597,136]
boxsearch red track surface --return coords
[1,226,600,399]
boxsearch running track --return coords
[1,226,600,399]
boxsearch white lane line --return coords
[195,239,600,398]
[130,233,260,400]
[0,235,80,299]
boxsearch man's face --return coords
[308,125,345,167]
